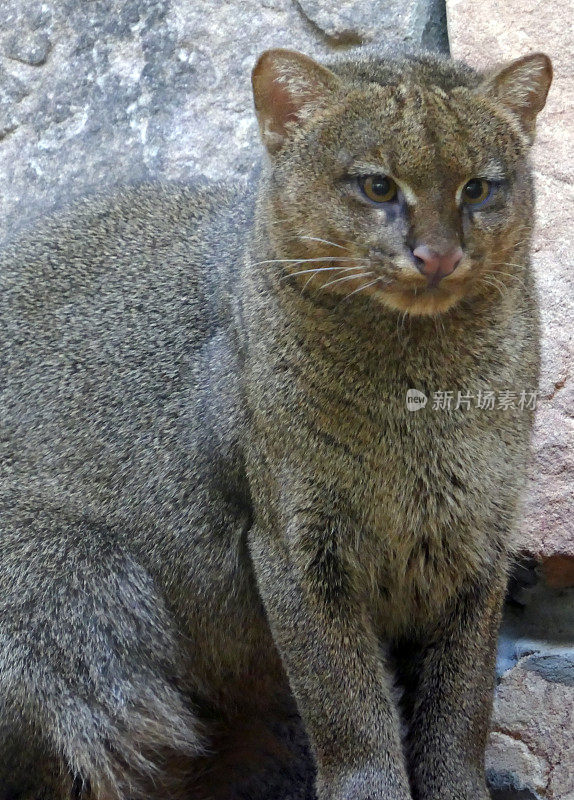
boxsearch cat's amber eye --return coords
[462,178,492,205]
[360,175,398,204]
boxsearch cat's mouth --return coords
[375,281,466,316]
[366,254,470,317]
[348,246,471,316]
[288,243,470,316]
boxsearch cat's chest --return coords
[304,388,506,629]
[352,403,493,540]
[351,441,485,634]
[260,328,521,622]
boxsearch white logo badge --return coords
[406,389,428,411]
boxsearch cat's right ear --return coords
[477,53,553,143]
[252,49,340,155]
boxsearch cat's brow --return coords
[482,160,507,180]
[348,160,393,177]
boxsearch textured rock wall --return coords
[448,1,574,797]
[1,1,571,798]
[0,0,447,243]
[494,571,574,799]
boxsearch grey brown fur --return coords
[0,46,551,800]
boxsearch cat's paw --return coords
[318,768,412,800]
[419,783,491,800]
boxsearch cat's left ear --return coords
[478,53,553,143]
[252,49,341,155]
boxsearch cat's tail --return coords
[0,504,202,800]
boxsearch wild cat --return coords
[0,46,551,800]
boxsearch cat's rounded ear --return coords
[477,53,552,143]
[252,49,341,155]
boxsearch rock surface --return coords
[489,664,574,799]
[493,574,574,799]
[0,0,446,244]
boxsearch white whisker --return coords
[320,272,373,291]
[343,277,382,301]
[490,270,528,289]
[400,310,409,339]
[281,265,362,281]
[302,266,365,291]
[483,277,505,299]
[281,267,356,281]
[491,262,529,275]
[299,236,351,251]
[252,256,365,267]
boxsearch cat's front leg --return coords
[248,513,412,800]
[400,574,506,800]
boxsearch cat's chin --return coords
[376,286,463,317]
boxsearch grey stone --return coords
[487,661,574,799]
[295,0,447,48]
[491,568,574,798]
[522,653,574,687]
[4,32,52,66]
[0,0,446,244]
[486,732,547,798]
[496,573,574,677]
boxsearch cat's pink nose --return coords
[412,245,463,286]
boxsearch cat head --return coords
[251,48,552,317]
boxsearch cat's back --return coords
[0,182,250,519]
[1,182,237,339]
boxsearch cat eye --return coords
[359,175,398,204]
[462,179,492,206]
